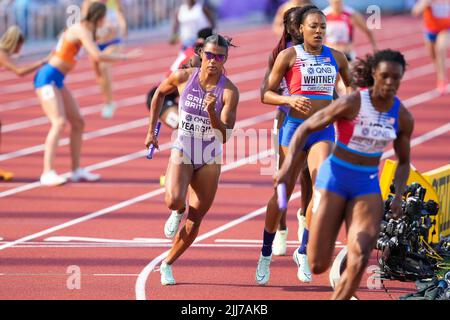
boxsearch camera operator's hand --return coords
[390,195,404,219]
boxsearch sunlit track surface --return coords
[0,16,449,300]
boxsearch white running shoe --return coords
[70,167,101,182]
[293,250,312,283]
[40,170,67,186]
[160,261,176,285]
[297,209,306,243]
[255,253,272,285]
[272,228,288,256]
[164,205,186,239]
[101,102,117,119]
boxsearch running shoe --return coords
[293,249,312,283]
[164,205,186,239]
[255,253,272,285]
[70,168,101,182]
[272,228,288,256]
[160,261,176,285]
[101,102,117,119]
[297,209,306,243]
[40,170,67,186]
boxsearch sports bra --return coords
[336,88,400,157]
[284,44,338,100]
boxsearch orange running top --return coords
[423,1,450,32]
[52,33,82,65]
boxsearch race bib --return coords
[300,64,336,95]
[179,109,215,140]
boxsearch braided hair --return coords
[271,6,304,62]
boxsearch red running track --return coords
[0,15,449,300]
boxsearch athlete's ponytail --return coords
[84,2,107,41]
[271,6,302,62]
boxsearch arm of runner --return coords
[412,0,431,17]
[275,92,359,187]
[390,104,415,219]
[351,11,377,52]
[0,51,47,76]
[333,49,353,94]
[260,54,275,101]
[145,69,189,149]
[78,26,141,62]
[262,48,311,113]
[206,80,239,143]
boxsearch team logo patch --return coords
[362,128,370,136]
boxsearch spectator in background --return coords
[169,0,215,51]
[272,0,313,36]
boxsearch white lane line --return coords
[44,236,171,243]
[0,148,274,252]
[3,95,145,133]
[135,191,302,300]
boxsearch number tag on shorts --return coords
[41,85,55,101]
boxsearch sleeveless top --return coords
[423,0,450,32]
[53,32,82,65]
[323,6,355,45]
[174,68,227,161]
[178,2,211,47]
[336,88,400,157]
[285,44,338,100]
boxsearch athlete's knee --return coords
[165,192,185,211]
[51,117,66,133]
[70,117,85,132]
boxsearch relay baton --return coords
[277,183,287,211]
[146,121,161,160]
